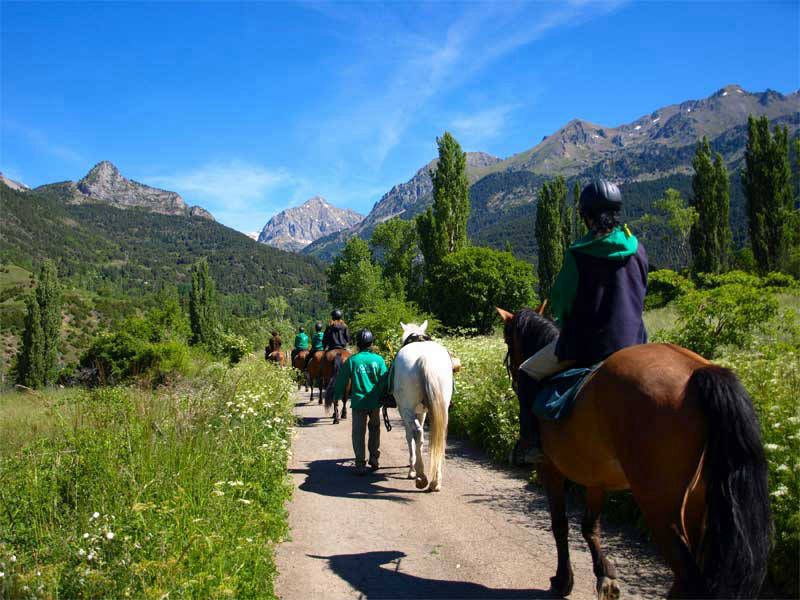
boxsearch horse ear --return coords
[495,307,514,322]
[420,320,428,333]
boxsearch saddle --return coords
[533,362,603,421]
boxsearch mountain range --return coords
[303,84,799,263]
[256,196,363,252]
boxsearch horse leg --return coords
[412,414,427,490]
[539,462,574,596]
[404,422,417,479]
[341,397,347,420]
[582,487,619,600]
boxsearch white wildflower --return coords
[91,512,100,520]
[238,498,252,505]
[212,490,224,497]
[764,443,779,451]
[83,533,89,539]
[9,555,15,563]
[78,549,86,556]
[776,464,790,472]
[771,484,789,498]
[87,552,95,561]
[106,532,115,540]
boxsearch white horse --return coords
[392,321,453,492]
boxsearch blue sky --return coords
[2,1,798,232]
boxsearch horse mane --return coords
[509,308,559,360]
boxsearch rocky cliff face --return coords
[34,161,215,220]
[0,173,29,191]
[257,196,363,252]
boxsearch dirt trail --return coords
[275,389,671,599]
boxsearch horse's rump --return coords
[322,348,351,381]
[293,349,310,370]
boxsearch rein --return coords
[402,333,431,347]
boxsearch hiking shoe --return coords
[354,465,369,476]
[368,460,380,472]
[509,439,545,466]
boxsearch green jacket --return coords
[310,332,324,352]
[293,332,309,350]
[333,350,387,410]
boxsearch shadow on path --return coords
[310,550,556,599]
[291,458,424,504]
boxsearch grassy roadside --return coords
[0,357,294,599]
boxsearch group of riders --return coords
[268,179,648,472]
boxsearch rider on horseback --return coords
[265,330,282,360]
[511,179,648,465]
[323,309,350,350]
[291,326,309,365]
[332,328,387,475]
[303,321,325,370]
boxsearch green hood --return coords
[569,225,638,260]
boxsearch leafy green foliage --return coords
[15,295,45,388]
[534,178,565,301]
[351,296,438,356]
[370,218,419,299]
[431,246,536,333]
[326,237,383,317]
[663,283,779,357]
[0,357,294,598]
[644,269,695,310]
[743,116,795,273]
[636,189,698,269]
[690,138,732,273]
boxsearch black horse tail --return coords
[689,365,771,598]
[324,355,344,412]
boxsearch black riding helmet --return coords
[579,179,622,216]
[356,328,374,349]
[331,308,343,320]
[315,321,323,332]
[299,326,305,333]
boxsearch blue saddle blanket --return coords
[533,362,603,421]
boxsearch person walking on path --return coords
[292,326,309,365]
[332,328,387,475]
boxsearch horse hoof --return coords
[407,470,416,480]
[550,573,574,597]
[333,418,340,424]
[597,577,620,600]
[415,475,428,489]
[341,411,347,419]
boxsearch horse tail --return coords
[688,364,771,598]
[418,355,449,481]
[324,354,343,412]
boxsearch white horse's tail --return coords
[418,355,448,480]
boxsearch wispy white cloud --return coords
[3,120,84,163]
[451,104,520,143]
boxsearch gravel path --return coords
[275,389,671,599]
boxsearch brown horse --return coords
[306,350,325,404]
[266,350,285,367]
[292,349,311,391]
[496,307,770,599]
[322,348,352,423]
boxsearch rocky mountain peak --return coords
[257,196,363,252]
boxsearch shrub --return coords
[696,269,762,290]
[431,246,536,334]
[217,331,249,365]
[664,284,779,358]
[351,296,439,356]
[762,271,798,290]
[644,269,694,310]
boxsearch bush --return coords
[432,246,536,333]
[644,269,694,310]
[663,284,779,358]
[217,331,249,365]
[696,269,762,290]
[762,271,798,290]
[351,296,439,356]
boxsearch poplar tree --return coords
[15,260,61,388]
[572,180,583,241]
[743,115,794,273]
[417,132,469,275]
[535,181,564,301]
[689,137,731,273]
[189,257,217,345]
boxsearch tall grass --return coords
[0,357,294,599]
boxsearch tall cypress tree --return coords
[743,115,794,273]
[690,137,731,274]
[535,181,564,301]
[37,260,62,383]
[572,180,583,241]
[16,295,45,388]
[189,257,217,345]
[417,132,469,275]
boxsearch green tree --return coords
[15,260,61,388]
[16,294,45,388]
[571,180,583,241]
[639,188,699,268]
[370,218,418,299]
[689,137,731,273]
[189,257,218,346]
[535,180,564,301]
[326,237,383,316]
[431,246,536,333]
[416,132,469,275]
[743,116,794,273]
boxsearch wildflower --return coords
[78,549,86,556]
[237,498,252,505]
[9,555,15,563]
[777,464,790,472]
[87,552,96,561]
[212,490,224,497]
[764,443,779,451]
[106,532,115,540]
[91,512,100,520]
[0,572,4,578]
[771,484,789,498]
[83,533,89,539]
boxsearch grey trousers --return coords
[352,407,381,466]
[519,339,574,381]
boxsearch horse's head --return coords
[400,320,428,345]
[495,307,559,387]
